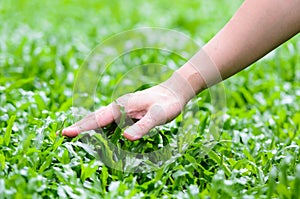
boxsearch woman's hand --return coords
[62,72,195,141]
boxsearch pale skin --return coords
[62,0,300,141]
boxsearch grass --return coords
[0,0,300,198]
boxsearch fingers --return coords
[61,89,175,140]
[61,92,150,138]
[124,104,166,141]
[62,104,120,137]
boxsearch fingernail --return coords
[124,131,139,141]
[61,128,67,136]
[62,126,76,134]
[62,127,78,136]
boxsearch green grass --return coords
[0,0,300,198]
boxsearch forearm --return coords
[174,0,300,99]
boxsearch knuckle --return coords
[137,121,147,130]
[116,93,133,106]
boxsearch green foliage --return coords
[0,0,299,198]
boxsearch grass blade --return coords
[4,115,16,146]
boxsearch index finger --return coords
[62,103,120,137]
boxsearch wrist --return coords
[161,68,202,104]
[175,49,223,96]
[162,49,222,104]
[176,62,207,95]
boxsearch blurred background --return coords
[0,0,299,197]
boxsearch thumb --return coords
[124,104,165,141]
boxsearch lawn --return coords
[0,0,299,198]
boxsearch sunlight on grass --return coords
[0,0,299,198]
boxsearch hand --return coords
[62,74,193,141]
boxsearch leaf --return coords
[71,141,97,157]
[5,78,34,92]
[292,164,300,198]
[208,150,231,176]
[61,148,70,164]
[110,106,126,145]
[101,166,108,193]
[39,153,54,173]
[0,153,5,170]
[58,98,73,111]
[4,115,16,146]
[80,159,99,182]
[52,136,65,152]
